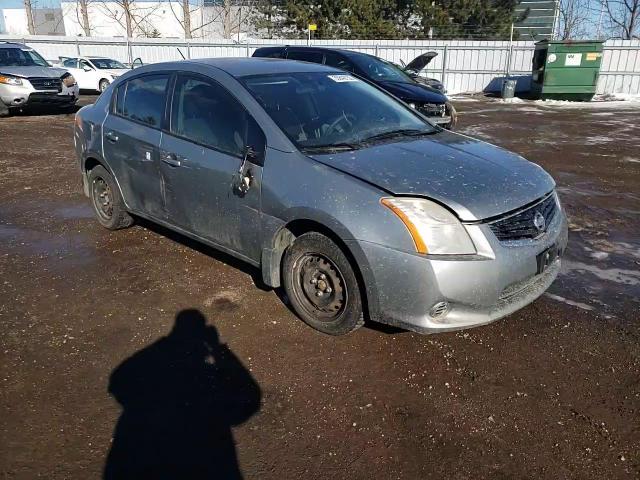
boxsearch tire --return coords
[88,165,133,230]
[282,232,364,335]
[0,102,9,118]
[99,79,110,93]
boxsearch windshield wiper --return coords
[301,143,360,153]
[360,128,434,144]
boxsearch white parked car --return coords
[59,56,130,92]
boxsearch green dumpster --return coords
[531,40,604,101]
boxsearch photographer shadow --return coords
[104,309,261,480]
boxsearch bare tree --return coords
[98,0,161,38]
[23,0,36,34]
[170,0,256,40]
[76,0,93,36]
[558,0,594,39]
[604,0,640,38]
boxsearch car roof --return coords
[188,57,341,77]
[255,45,379,61]
[0,42,27,49]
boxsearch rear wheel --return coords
[88,165,133,230]
[99,79,110,93]
[0,102,9,118]
[282,232,364,335]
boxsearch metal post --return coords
[506,23,514,79]
[441,45,448,86]
[307,28,310,46]
[126,37,132,65]
[375,44,379,57]
[187,41,191,59]
[76,37,80,55]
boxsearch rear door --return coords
[158,73,265,261]
[102,73,170,220]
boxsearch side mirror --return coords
[244,118,266,166]
[243,144,264,166]
[83,65,92,72]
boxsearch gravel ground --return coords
[0,94,638,479]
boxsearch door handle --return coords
[162,153,182,168]
[105,131,119,143]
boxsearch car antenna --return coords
[177,48,186,60]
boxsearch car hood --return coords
[378,80,447,104]
[101,68,130,77]
[308,131,555,221]
[405,51,438,72]
[0,66,67,78]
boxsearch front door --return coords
[102,73,170,220]
[159,73,264,261]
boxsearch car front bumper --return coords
[354,207,569,333]
[0,81,79,108]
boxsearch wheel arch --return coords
[82,156,129,209]
[261,216,381,323]
[98,78,110,91]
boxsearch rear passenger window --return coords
[120,74,169,127]
[258,49,284,58]
[287,50,324,64]
[114,84,126,115]
[170,75,251,157]
[324,53,354,72]
[62,58,78,68]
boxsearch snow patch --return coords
[545,293,594,311]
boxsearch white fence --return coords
[2,35,640,95]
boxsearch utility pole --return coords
[23,0,36,35]
[596,0,605,39]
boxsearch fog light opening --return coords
[429,301,450,320]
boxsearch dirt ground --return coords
[1,95,638,479]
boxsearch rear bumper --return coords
[354,207,568,334]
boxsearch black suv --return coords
[253,46,456,129]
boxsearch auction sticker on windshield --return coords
[328,75,359,83]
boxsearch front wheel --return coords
[282,232,364,335]
[88,165,133,230]
[99,79,110,93]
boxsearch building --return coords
[1,7,66,35]
[514,0,559,40]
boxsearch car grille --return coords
[488,193,558,241]
[29,77,62,92]
[417,103,446,117]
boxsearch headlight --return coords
[0,74,23,86]
[381,197,476,255]
[61,73,76,87]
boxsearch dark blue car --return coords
[252,45,457,129]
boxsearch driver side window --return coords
[170,75,260,158]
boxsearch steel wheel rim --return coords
[100,81,109,92]
[293,253,347,321]
[92,177,113,220]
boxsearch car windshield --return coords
[350,54,414,84]
[91,58,126,69]
[0,47,49,67]
[242,72,436,152]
